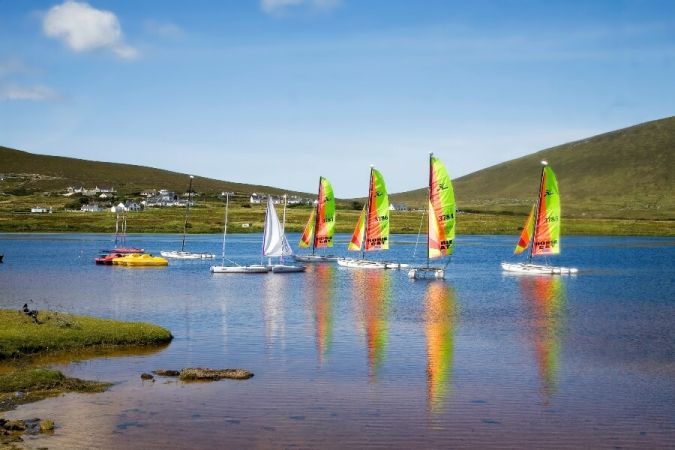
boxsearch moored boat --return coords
[296,176,338,262]
[408,153,456,280]
[501,161,577,275]
[113,253,169,267]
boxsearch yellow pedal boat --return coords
[112,253,169,267]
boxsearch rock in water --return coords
[152,369,180,377]
[40,419,55,432]
[179,368,253,381]
[140,373,154,381]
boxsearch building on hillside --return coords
[80,204,103,212]
[31,206,52,214]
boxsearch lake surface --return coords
[1,233,674,449]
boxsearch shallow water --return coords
[0,233,674,449]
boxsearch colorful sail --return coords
[428,155,456,258]
[532,166,561,256]
[298,209,315,249]
[364,168,389,251]
[315,177,336,248]
[514,204,535,255]
[348,206,366,251]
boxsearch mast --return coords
[281,194,287,264]
[528,161,547,263]
[362,165,375,260]
[220,192,230,266]
[427,152,433,268]
[312,177,322,256]
[180,175,194,252]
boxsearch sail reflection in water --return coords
[520,276,565,399]
[352,270,392,380]
[311,264,335,365]
[263,275,287,348]
[424,281,457,413]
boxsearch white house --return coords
[31,206,52,214]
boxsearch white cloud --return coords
[144,20,184,38]
[261,0,341,15]
[0,84,59,101]
[42,1,139,60]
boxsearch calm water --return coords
[1,233,674,449]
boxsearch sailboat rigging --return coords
[263,195,306,273]
[210,192,269,273]
[501,161,577,275]
[295,176,337,262]
[408,153,456,279]
[161,175,215,260]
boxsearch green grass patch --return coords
[0,310,173,360]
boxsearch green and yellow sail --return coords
[299,176,336,251]
[428,155,455,258]
[532,166,561,256]
[364,168,389,251]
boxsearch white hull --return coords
[210,264,270,274]
[293,254,339,263]
[271,264,306,273]
[161,251,216,260]
[408,267,445,279]
[337,258,409,270]
[501,262,578,275]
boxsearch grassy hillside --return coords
[0,146,310,198]
[392,117,675,220]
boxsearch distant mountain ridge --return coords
[391,116,675,219]
[0,146,310,198]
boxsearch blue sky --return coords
[1,0,673,197]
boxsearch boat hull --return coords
[271,264,306,273]
[210,265,270,274]
[293,254,339,263]
[161,251,216,259]
[337,258,409,270]
[114,254,168,267]
[408,267,445,279]
[501,262,578,275]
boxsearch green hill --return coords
[0,146,310,198]
[391,117,675,220]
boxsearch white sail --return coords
[263,197,293,257]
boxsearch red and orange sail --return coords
[428,155,455,258]
[348,207,366,251]
[299,209,315,249]
[532,166,561,256]
[514,204,535,254]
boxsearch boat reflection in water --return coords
[262,274,287,349]
[352,270,391,381]
[310,264,335,366]
[424,281,457,414]
[520,275,565,400]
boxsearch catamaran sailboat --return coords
[408,153,456,279]
[294,176,338,262]
[501,161,578,275]
[337,166,407,270]
[210,192,269,274]
[263,195,306,273]
[161,175,216,260]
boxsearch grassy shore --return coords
[0,203,673,236]
[0,309,172,412]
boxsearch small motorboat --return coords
[95,252,124,265]
[113,253,169,267]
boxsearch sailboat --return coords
[501,161,578,275]
[408,153,456,279]
[210,192,269,274]
[337,166,407,269]
[294,176,338,262]
[263,195,306,273]
[161,175,215,260]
